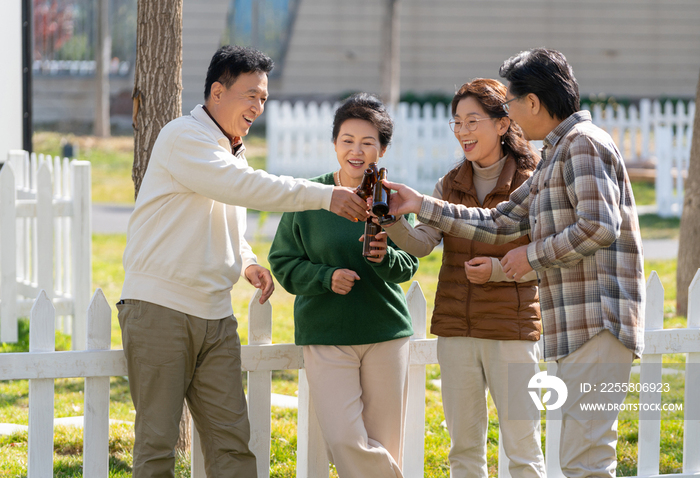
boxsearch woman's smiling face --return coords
[334,118,386,187]
[453,96,508,168]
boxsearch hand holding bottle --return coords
[380,180,424,217]
[359,231,388,263]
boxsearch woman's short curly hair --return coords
[332,93,394,148]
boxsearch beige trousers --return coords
[437,336,545,478]
[556,329,634,478]
[302,337,410,478]
[117,299,256,478]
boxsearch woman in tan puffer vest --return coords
[384,79,545,478]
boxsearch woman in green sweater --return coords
[269,93,418,478]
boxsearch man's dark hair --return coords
[332,93,394,148]
[204,45,274,100]
[499,48,580,121]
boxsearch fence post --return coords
[683,269,700,474]
[71,160,91,350]
[8,151,28,302]
[404,281,427,477]
[30,152,38,294]
[638,272,664,474]
[83,289,112,477]
[9,151,26,304]
[639,99,651,159]
[654,124,673,217]
[61,157,71,335]
[28,290,55,477]
[544,361,565,478]
[0,163,18,343]
[8,150,28,189]
[248,289,273,478]
[191,422,206,477]
[53,157,63,304]
[266,101,280,174]
[628,104,639,162]
[36,163,54,308]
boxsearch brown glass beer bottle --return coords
[354,164,381,257]
[372,168,396,226]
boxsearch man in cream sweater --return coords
[117,46,367,478]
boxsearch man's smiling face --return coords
[208,71,268,138]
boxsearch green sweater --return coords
[268,173,418,346]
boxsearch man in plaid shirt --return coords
[384,49,644,477]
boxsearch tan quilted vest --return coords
[430,156,541,341]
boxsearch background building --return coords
[182,0,700,112]
[3,0,700,135]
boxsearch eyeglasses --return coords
[501,95,525,114]
[448,117,495,133]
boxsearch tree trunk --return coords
[94,0,111,137]
[676,70,700,316]
[132,0,190,453]
[131,0,183,199]
[380,0,400,110]
[177,401,192,454]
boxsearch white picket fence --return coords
[590,101,696,218]
[0,271,699,477]
[265,99,695,218]
[0,150,91,349]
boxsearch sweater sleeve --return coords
[417,174,533,245]
[166,127,333,212]
[239,236,259,279]
[367,214,419,284]
[384,179,444,258]
[268,212,338,296]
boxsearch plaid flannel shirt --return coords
[418,111,645,361]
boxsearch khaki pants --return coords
[117,300,256,478]
[556,329,634,478]
[303,337,410,478]
[437,336,545,478]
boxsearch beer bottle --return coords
[362,220,382,257]
[372,168,396,226]
[354,164,377,200]
[354,164,382,257]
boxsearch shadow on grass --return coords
[110,376,131,403]
[110,455,133,474]
[50,458,131,477]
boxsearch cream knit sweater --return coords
[121,105,333,319]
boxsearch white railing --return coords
[266,101,460,194]
[265,99,695,218]
[0,150,91,349]
[590,100,696,218]
[1,271,699,477]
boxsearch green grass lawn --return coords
[632,181,656,206]
[0,133,690,476]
